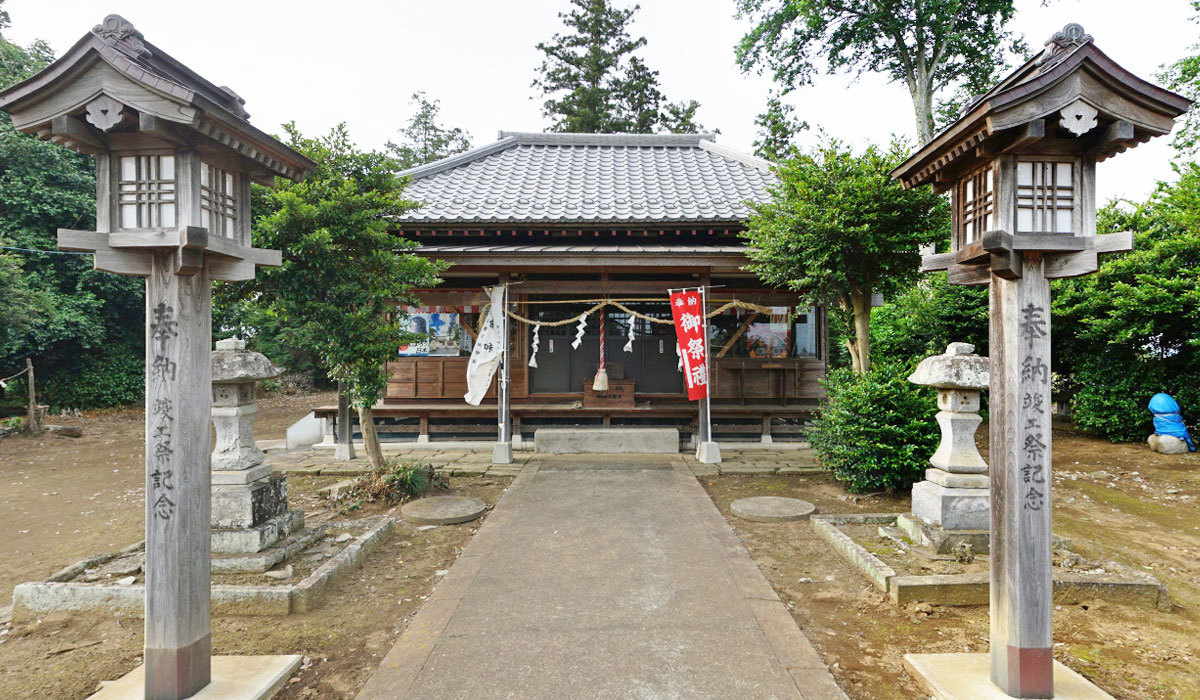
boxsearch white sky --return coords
[5,0,1196,203]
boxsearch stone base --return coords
[925,468,989,489]
[211,510,305,554]
[897,513,989,555]
[334,442,356,460]
[731,496,814,522]
[492,441,514,464]
[695,440,722,464]
[911,480,989,530]
[534,428,680,454]
[401,496,487,525]
[1148,434,1189,454]
[87,654,302,700]
[903,653,1115,700]
[212,475,289,530]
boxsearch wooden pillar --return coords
[988,256,1053,698]
[143,250,212,699]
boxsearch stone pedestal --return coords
[211,339,303,554]
[1148,434,1188,454]
[908,343,990,543]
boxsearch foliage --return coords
[752,92,807,162]
[334,460,446,512]
[532,0,711,133]
[871,274,988,364]
[742,137,948,372]
[0,9,145,409]
[40,343,144,409]
[385,91,473,170]
[808,363,939,493]
[1049,174,1200,441]
[1158,1,1200,157]
[734,0,1025,143]
[220,123,445,464]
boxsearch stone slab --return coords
[731,496,816,522]
[401,496,487,526]
[87,654,301,700]
[211,464,273,485]
[925,468,989,489]
[357,456,844,699]
[903,653,1115,700]
[911,480,989,530]
[211,510,307,556]
[534,428,679,454]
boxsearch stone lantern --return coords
[892,22,1190,700]
[906,343,990,545]
[0,15,314,699]
[211,338,303,553]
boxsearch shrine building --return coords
[328,131,828,445]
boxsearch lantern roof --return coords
[0,14,313,184]
[892,23,1191,191]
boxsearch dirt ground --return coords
[704,425,1200,700]
[0,390,510,700]
[3,396,1199,699]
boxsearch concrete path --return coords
[357,455,846,700]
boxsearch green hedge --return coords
[39,343,143,410]
[809,363,939,493]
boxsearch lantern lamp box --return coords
[892,23,1189,700]
[0,14,314,700]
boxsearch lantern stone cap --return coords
[908,343,989,391]
[212,339,281,384]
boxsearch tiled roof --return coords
[397,132,777,225]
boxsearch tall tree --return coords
[735,0,1025,144]
[233,124,446,468]
[386,91,473,170]
[1159,0,1200,157]
[742,138,947,373]
[533,0,711,133]
[752,92,808,161]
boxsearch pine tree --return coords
[386,91,473,170]
[532,0,710,134]
[752,93,807,161]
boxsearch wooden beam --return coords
[921,252,955,272]
[1086,119,1135,155]
[978,119,1045,157]
[139,113,192,146]
[955,239,990,265]
[50,114,106,151]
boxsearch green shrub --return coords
[1070,356,1200,442]
[334,459,446,512]
[809,363,939,493]
[40,342,143,409]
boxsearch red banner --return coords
[670,290,709,401]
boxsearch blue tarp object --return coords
[1149,392,1196,451]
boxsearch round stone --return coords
[401,496,487,525]
[730,496,816,523]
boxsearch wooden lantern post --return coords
[892,23,1190,699]
[0,15,313,699]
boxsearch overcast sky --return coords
[5,0,1196,203]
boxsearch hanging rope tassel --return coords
[623,317,635,353]
[593,308,609,390]
[528,323,540,368]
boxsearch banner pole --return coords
[492,283,514,464]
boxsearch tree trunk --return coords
[24,358,41,434]
[849,291,873,374]
[910,72,936,145]
[357,405,385,469]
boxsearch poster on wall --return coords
[746,323,790,358]
[398,312,462,356]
